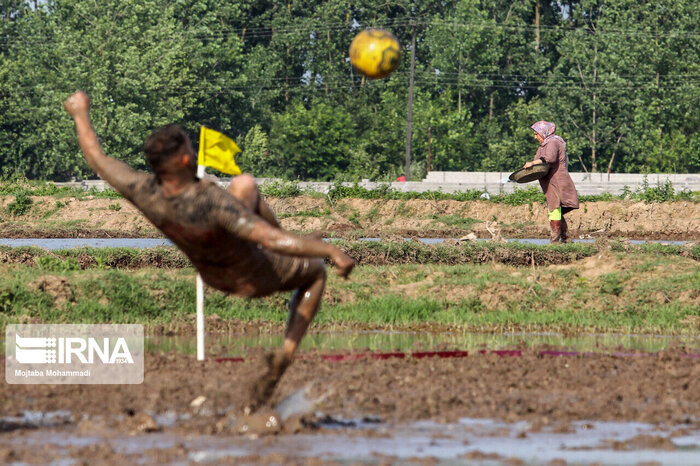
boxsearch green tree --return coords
[269,100,355,180]
[1,0,212,178]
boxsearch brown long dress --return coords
[533,137,579,212]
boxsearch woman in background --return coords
[523,121,579,243]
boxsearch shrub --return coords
[7,189,33,216]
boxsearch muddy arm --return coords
[253,221,354,277]
[64,91,141,194]
[217,207,354,277]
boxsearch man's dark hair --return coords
[143,124,191,170]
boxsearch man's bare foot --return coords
[246,350,292,413]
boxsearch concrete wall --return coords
[421,172,700,195]
[57,172,700,196]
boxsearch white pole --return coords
[196,272,205,361]
[196,163,206,360]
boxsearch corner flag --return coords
[197,126,242,176]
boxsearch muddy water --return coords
[3,411,700,464]
[183,418,700,464]
[0,237,692,249]
[146,331,699,357]
[0,237,172,249]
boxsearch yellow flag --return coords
[197,126,242,176]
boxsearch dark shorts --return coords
[251,251,325,296]
[196,251,325,298]
[273,254,325,292]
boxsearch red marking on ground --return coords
[213,356,245,363]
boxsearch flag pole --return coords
[196,164,206,361]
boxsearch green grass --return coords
[0,254,697,335]
[277,208,330,219]
[2,241,696,272]
[433,215,482,229]
[0,179,122,199]
[6,189,33,216]
[40,200,68,219]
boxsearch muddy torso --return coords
[120,174,287,296]
[535,138,580,211]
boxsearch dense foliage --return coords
[1,0,698,181]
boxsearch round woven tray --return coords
[509,163,550,183]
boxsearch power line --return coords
[3,13,700,46]
[6,77,699,97]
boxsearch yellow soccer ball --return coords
[349,29,401,79]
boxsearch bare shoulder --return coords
[116,170,157,203]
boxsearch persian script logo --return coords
[15,334,134,365]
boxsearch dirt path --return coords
[1,195,698,239]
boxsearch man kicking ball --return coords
[64,91,355,409]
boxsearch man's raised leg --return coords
[229,174,327,240]
[227,174,281,228]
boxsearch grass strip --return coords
[0,254,697,335]
[0,241,696,272]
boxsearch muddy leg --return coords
[228,173,281,228]
[283,260,326,353]
[549,220,562,244]
[247,260,327,412]
[560,217,569,243]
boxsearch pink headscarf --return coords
[531,121,564,146]
[531,121,555,138]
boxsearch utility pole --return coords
[427,126,432,173]
[404,21,417,181]
[535,0,541,50]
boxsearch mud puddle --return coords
[3,413,700,464]
[0,238,172,249]
[146,331,700,357]
[181,420,700,464]
[0,237,693,250]
[359,237,692,245]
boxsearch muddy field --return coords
[3,346,700,464]
[2,195,699,240]
[2,194,699,464]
